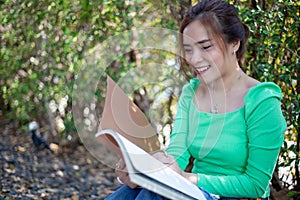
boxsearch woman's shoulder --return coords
[245,81,282,100]
[244,77,283,108]
[182,78,200,93]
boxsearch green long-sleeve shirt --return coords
[167,78,286,198]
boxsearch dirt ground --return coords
[0,121,120,200]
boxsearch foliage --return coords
[237,0,300,190]
[0,0,169,135]
[0,0,299,193]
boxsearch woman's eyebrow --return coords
[196,39,211,44]
[183,39,211,46]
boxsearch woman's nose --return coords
[190,49,204,65]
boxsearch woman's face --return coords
[182,20,235,84]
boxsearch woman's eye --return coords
[184,49,192,54]
[202,45,212,50]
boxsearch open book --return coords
[96,76,207,200]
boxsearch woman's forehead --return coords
[182,21,211,43]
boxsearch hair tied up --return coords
[242,22,250,39]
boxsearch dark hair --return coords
[179,0,250,78]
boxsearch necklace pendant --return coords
[211,106,218,114]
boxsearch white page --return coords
[117,133,207,200]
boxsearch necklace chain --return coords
[210,71,243,114]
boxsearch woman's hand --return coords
[115,158,138,189]
[152,151,198,185]
[152,151,182,175]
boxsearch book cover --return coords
[97,75,160,155]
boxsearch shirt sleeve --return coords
[166,81,197,170]
[196,83,286,198]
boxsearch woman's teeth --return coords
[195,65,210,74]
[199,66,209,72]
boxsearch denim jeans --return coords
[220,198,269,200]
[105,185,218,200]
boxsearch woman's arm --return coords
[166,83,195,170]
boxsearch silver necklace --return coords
[210,71,243,114]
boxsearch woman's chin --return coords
[196,74,214,85]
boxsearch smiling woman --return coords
[106,0,287,199]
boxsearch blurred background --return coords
[0,0,299,199]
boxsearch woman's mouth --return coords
[194,65,211,75]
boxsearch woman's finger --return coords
[115,159,138,189]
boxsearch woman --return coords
[106,0,286,199]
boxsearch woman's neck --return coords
[207,69,243,95]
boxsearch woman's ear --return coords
[232,41,240,54]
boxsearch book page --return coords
[113,131,207,200]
